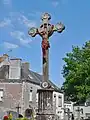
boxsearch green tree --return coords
[62,41,90,104]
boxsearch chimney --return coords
[0,54,9,68]
[0,54,9,63]
[22,62,30,70]
[9,58,22,79]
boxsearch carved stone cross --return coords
[28,13,65,88]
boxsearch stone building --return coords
[64,101,74,113]
[74,104,90,119]
[0,54,64,119]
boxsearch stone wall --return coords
[21,82,41,115]
[0,83,22,113]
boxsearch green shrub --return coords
[16,117,29,120]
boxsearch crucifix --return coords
[76,107,83,120]
[62,108,71,120]
[28,13,65,88]
[65,108,72,120]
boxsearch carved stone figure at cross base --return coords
[28,13,65,89]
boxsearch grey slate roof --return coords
[0,65,62,92]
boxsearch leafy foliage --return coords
[62,41,90,104]
[16,117,29,120]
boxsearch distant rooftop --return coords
[0,57,62,93]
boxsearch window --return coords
[36,93,38,103]
[53,94,56,107]
[29,90,32,102]
[0,89,4,101]
[9,67,20,79]
[53,94,56,102]
[58,95,62,107]
[54,94,56,98]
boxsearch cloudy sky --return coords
[0,0,90,86]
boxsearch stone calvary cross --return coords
[28,13,65,88]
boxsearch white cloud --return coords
[52,1,59,7]
[0,18,12,27]
[3,42,19,49]
[8,12,37,29]
[3,0,12,5]
[0,13,36,48]
[10,31,24,39]
[10,31,32,46]
[18,15,36,28]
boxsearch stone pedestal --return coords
[37,89,54,120]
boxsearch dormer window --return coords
[9,59,21,79]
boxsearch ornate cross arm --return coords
[28,27,38,37]
[28,13,65,38]
[53,22,65,33]
[28,22,65,37]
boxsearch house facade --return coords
[0,54,64,119]
[74,105,90,119]
[64,101,74,113]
